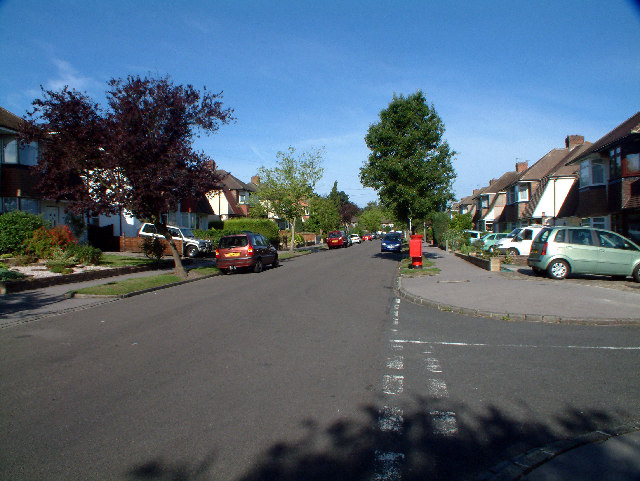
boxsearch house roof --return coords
[519,149,570,181]
[215,170,257,192]
[570,111,640,161]
[551,142,592,177]
[0,106,23,132]
[483,171,522,194]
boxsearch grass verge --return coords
[70,266,219,296]
[399,256,440,277]
[100,254,156,267]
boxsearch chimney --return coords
[489,178,497,185]
[565,135,585,150]
[473,189,480,195]
[516,161,528,173]
[251,175,260,185]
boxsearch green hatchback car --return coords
[527,226,640,281]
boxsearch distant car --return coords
[215,232,278,274]
[138,223,212,258]
[381,233,403,253]
[350,234,362,244]
[362,234,372,241]
[497,226,544,256]
[479,232,509,252]
[528,226,640,281]
[327,230,347,249]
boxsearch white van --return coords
[497,226,543,256]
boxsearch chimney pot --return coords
[516,161,528,173]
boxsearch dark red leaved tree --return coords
[20,75,234,277]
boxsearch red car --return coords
[362,234,372,241]
[327,230,347,249]
[216,232,279,274]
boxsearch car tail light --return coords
[215,248,219,257]
[540,243,547,256]
[247,243,253,255]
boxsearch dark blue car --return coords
[381,233,403,252]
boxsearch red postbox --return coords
[409,234,423,268]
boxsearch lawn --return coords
[399,256,440,277]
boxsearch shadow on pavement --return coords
[127,400,625,481]
[0,290,68,316]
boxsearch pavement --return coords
[2,245,640,480]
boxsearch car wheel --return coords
[547,259,569,280]
[508,248,519,256]
[272,255,279,268]
[186,245,198,258]
[253,258,263,273]
[633,264,640,283]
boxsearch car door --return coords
[595,230,640,275]
[564,228,599,274]
[258,234,275,264]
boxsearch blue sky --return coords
[2,0,639,208]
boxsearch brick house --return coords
[474,170,523,232]
[205,171,258,222]
[0,106,72,228]
[520,136,592,227]
[567,111,640,243]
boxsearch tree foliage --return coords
[254,146,324,252]
[305,196,341,235]
[358,203,384,233]
[360,90,456,228]
[0,210,46,254]
[20,75,233,277]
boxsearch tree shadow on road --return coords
[126,399,625,481]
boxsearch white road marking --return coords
[425,357,442,373]
[391,339,640,350]
[373,451,405,481]
[379,406,404,432]
[430,410,458,435]
[427,378,449,398]
[382,375,404,395]
[387,355,404,370]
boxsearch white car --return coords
[349,234,362,244]
[497,226,544,256]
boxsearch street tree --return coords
[255,146,324,252]
[306,195,341,237]
[360,90,456,231]
[20,75,233,277]
[358,203,384,233]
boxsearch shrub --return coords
[141,237,165,262]
[0,268,25,281]
[45,247,76,273]
[25,225,76,259]
[0,211,46,255]
[204,218,281,247]
[65,243,103,265]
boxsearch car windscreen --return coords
[328,232,342,238]
[384,235,401,241]
[218,236,248,248]
[180,228,196,238]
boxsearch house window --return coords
[625,153,640,174]
[480,196,489,208]
[1,137,18,164]
[238,192,247,205]
[19,142,38,166]
[1,197,18,212]
[517,184,529,202]
[579,159,606,188]
[581,217,607,229]
[610,147,622,179]
[507,188,516,205]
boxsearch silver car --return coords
[528,226,640,281]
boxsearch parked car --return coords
[327,230,348,249]
[497,225,544,256]
[138,223,213,258]
[362,234,372,241]
[528,226,640,281]
[215,232,278,274]
[381,232,403,252]
[464,230,483,244]
[479,232,509,252]
[350,234,362,244]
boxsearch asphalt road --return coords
[1,241,639,480]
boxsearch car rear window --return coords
[535,228,553,243]
[219,236,248,248]
[328,232,342,238]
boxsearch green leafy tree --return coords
[306,196,341,236]
[254,146,324,252]
[0,210,46,254]
[358,204,384,233]
[360,90,456,231]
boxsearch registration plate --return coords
[226,252,240,257]
[531,249,538,255]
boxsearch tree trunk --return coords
[155,222,188,279]
[289,218,296,253]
